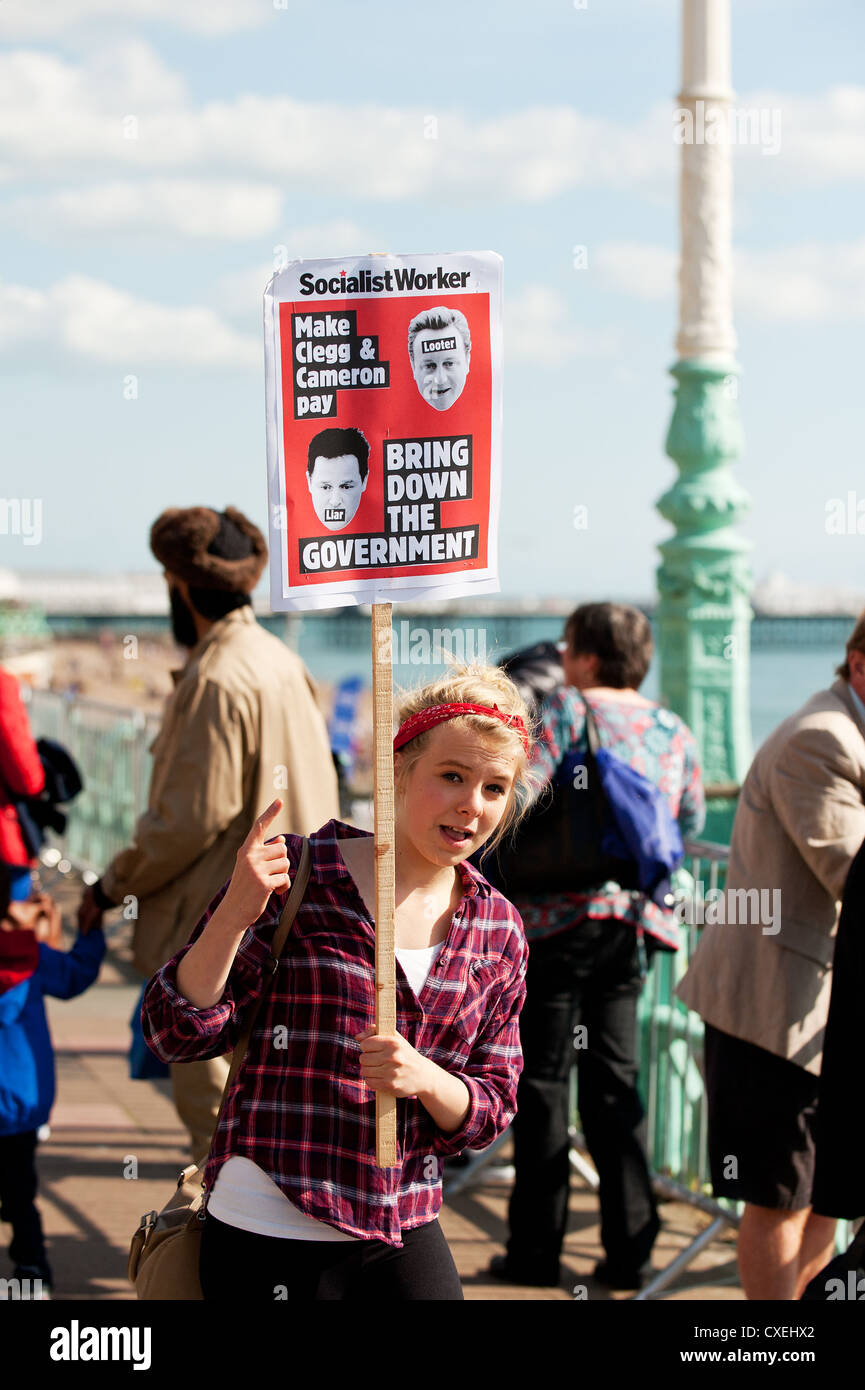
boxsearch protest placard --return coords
[263,251,503,1164]
[264,251,503,610]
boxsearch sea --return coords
[45,612,855,753]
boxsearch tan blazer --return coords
[675,678,865,1075]
[101,607,340,978]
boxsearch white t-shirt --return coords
[207,940,445,1240]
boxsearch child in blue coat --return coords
[0,867,104,1296]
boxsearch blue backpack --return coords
[483,697,683,910]
[587,715,684,909]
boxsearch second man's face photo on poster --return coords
[307,454,368,531]
[306,427,371,532]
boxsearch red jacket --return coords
[0,667,45,866]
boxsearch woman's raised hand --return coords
[223,798,292,926]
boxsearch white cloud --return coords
[3,42,863,205]
[595,238,865,322]
[506,285,620,363]
[0,275,259,365]
[0,0,266,37]
[594,244,677,300]
[735,242,865,321]
[2,41,187,114]
[3,180,284,239]
[0,45,673,199]
[730,86,865,183]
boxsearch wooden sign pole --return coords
[371,601,397,1166]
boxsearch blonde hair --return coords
[394,660,541,860]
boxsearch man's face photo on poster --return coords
[306,427,370,532]
[408,308,471,411]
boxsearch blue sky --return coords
[1,0,864,600]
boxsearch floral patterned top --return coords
[510,689,705,949]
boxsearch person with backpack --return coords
[486,603,705,1290]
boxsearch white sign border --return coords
[263,250,503,612]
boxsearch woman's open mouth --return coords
[440,825,473,847]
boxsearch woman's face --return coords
[395,724,518,867]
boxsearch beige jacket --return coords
[675,678,865,1075]
[101,607,339,978]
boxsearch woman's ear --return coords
[393,748,406,793]
[393,748,419,803]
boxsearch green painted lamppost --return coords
[656,0,752,841]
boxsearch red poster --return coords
[264,251,503,611]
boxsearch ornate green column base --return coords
[656,359,752,837]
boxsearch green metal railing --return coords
[638,842,728,1193]
[630,841,740,1297]
[24,689,160,873]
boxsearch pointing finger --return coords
[251,798,283,842]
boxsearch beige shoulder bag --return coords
[127,839,312,1300]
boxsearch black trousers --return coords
[199,1212,464,1301]
[0,1130,51,1277]
[506,918,659,1277]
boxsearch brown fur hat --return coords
[149,505,267,592]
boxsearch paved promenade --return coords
[6,878,743,1303]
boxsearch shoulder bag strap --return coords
[552,692,600,780]
[209,837,312,1139]
[581,694,601,757]
[579,695,608,838]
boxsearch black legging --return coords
[506,917,659,1277]
[199,1211,464,1301]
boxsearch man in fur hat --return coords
[77,506,339,1159]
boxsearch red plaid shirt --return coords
[141,818,528,1248]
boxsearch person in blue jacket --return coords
[0,867,104,1296]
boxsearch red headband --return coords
[393,702,530,755]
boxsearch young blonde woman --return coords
[141,665,535,1301]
